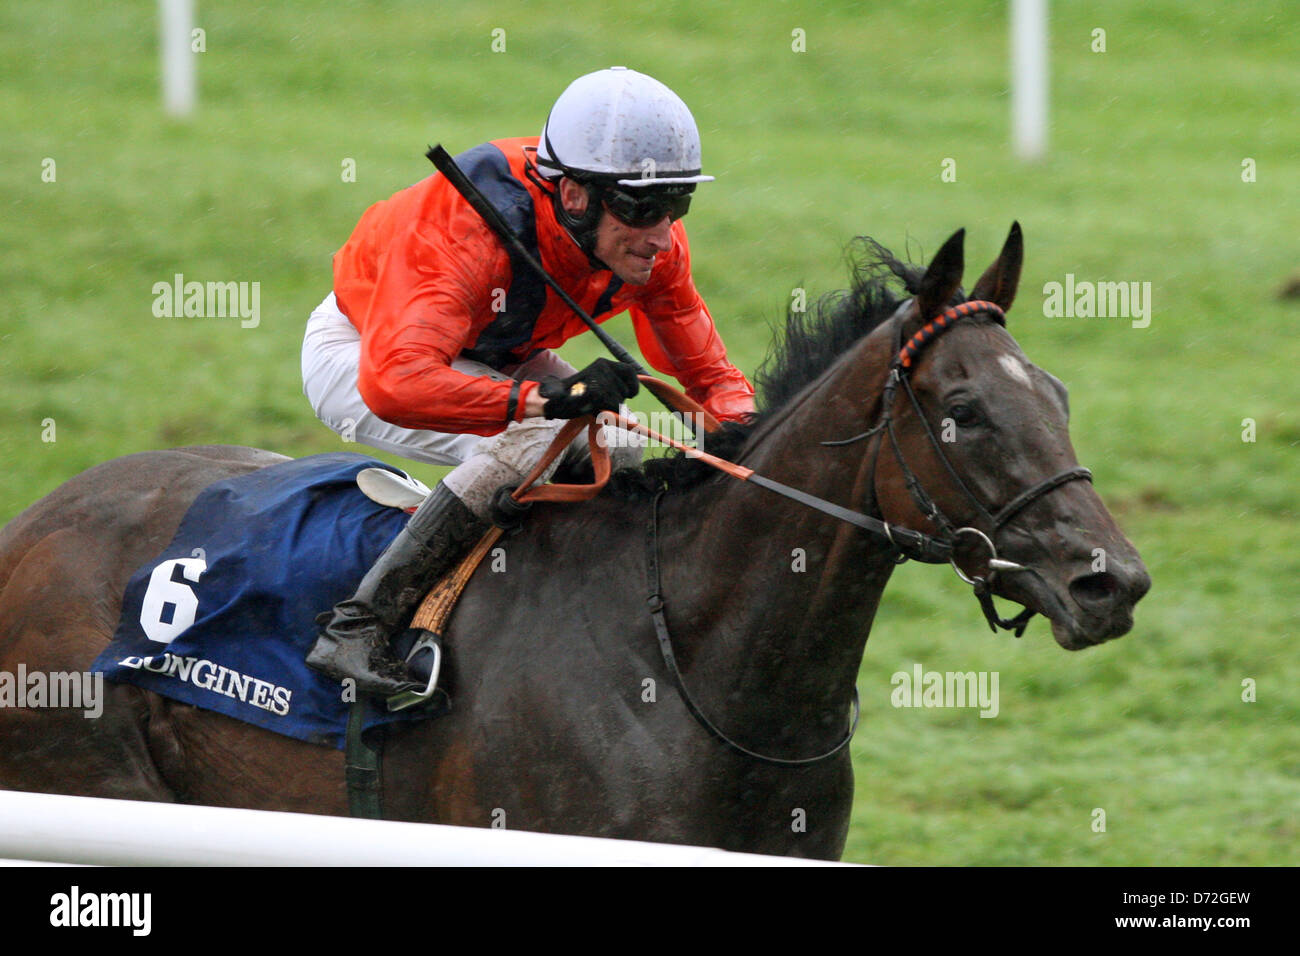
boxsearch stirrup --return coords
[385,628,443,713]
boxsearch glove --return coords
[538,358,640,419]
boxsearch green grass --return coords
[2,0,1297,864]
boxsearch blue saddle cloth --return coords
[91,452,435,748]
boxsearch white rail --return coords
[0,790,848,867]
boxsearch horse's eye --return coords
[948,403,980,427]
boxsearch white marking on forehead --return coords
[997,353,1033,387]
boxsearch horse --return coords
[0,225,1149,860]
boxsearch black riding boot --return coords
[306,483,488,697]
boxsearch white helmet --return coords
[536,67,714,188]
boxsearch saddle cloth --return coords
[91,452,440,749]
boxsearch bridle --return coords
[828,298,1094,636]
[639,297,1094,767]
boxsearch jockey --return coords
[302,67,755,697]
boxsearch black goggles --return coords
[600,187,692,227]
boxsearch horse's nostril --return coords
[1069,572,1120,609]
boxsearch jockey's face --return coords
[559,178,674,285]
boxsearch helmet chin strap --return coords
[550,180,611,272]
[524,146,614,272]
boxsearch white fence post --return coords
[1011,0,1048,160]
[159,0,196,117]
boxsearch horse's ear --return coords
[969,221,1023,313]
[915,228,965,321]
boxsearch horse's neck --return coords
[661,335,898,745]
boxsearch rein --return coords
[488,303,1092,767]
[611,300,1092,638]
[629,301,1091,765]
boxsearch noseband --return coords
[828,299,1093,635]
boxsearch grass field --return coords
[2,1,1296,864]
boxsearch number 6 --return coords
[139,557,207,644]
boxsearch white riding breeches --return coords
[302,293,639,518]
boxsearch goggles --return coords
[600,186,692,227]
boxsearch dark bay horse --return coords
[0,226,1149,860]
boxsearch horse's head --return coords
[871,224,1150,649]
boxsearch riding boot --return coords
[306,483,488,697]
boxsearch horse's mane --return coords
[605,237,935,501]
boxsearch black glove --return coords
[539,358,640,419]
